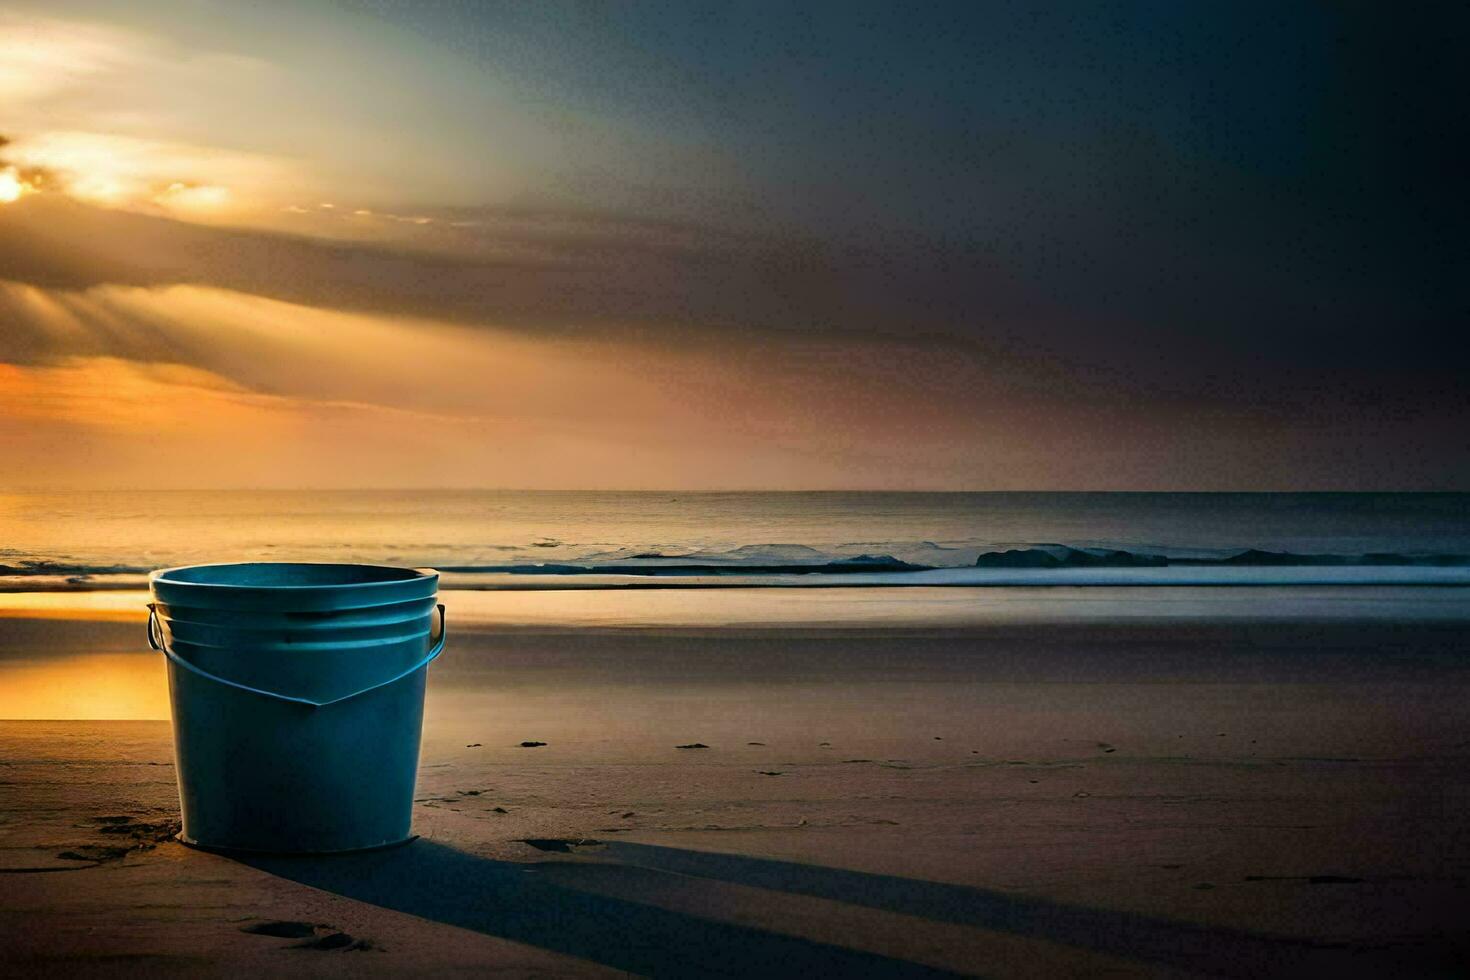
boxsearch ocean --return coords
[3,490,1469,592]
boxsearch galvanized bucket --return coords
[147,563,445,854]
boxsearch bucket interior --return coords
[154,563,432,588]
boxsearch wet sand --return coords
[3,609,1469,976]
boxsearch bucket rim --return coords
[150,562,438,592]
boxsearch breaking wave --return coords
[6,542,1470,592]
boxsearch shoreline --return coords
[2,584,1469,630]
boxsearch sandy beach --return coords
[4,596,1468,977]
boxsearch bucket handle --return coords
[147,602,446,708]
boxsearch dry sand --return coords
[3,614,1469,976]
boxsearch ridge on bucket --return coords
[148,562,446,854]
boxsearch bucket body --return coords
[148,563,444,854]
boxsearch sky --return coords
[0,0,1465,490]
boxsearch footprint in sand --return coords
[49,816,182,868]
[93,815,181,840]
[55,846,132,864]
[241,921,317,939]
[241,921,376,951]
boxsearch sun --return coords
[0,167,32,203]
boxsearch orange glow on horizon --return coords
[3,280,920,490]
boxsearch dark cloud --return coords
[2,190,1463,427]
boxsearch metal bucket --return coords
[147,563,445,854]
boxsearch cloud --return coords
[2,277,1466,491]
[0,131,287,213]
[0,191,870,336]
[153,182,231,211]
[0,356,261,430]
[0,353,498,490]
[0,280,984,489]
[2,189,1464,430]
[0,12,141,102]
[0,10,326,214]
